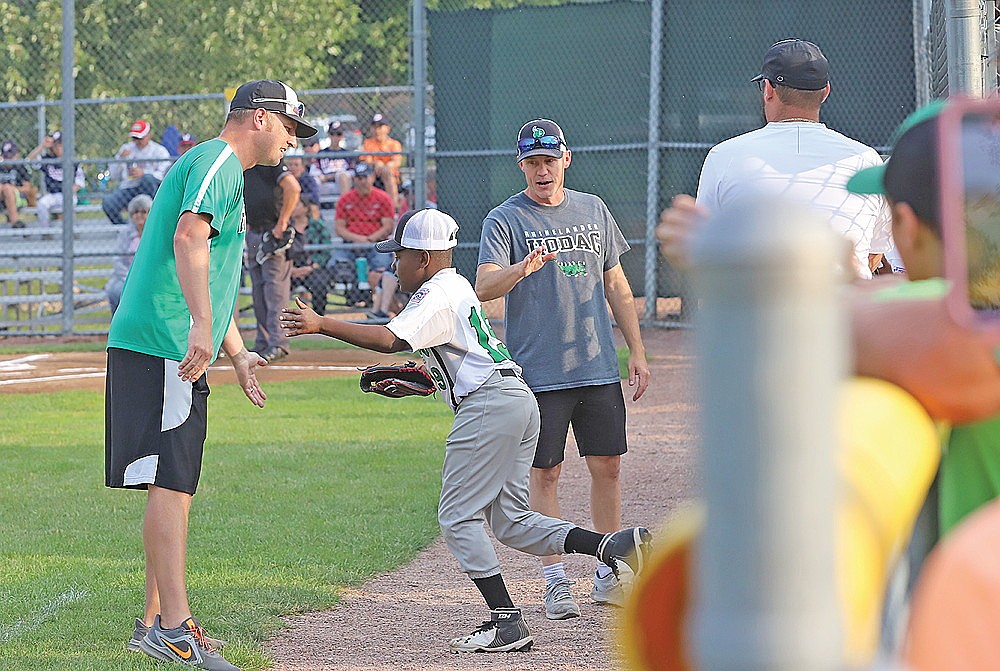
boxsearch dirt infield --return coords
[0,326,698,670]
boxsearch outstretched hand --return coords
[280,296,322,336]
[232,350,268,408]
[520,247,557,279]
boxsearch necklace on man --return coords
[779,117,819,123]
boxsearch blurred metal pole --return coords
[412,0,427,211]
[643,0,663,324]
[61,0,76,335]
[689,200,846,671]
[985,1,999,93]
[946,0,985,95]
[37,96,47,147]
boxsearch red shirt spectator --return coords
[335,170,395,239]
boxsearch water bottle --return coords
[355,256,369,288]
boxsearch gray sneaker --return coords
[449,608,533,653]
[591,571,630,607]
[596,526,653,579]
[128,617,227,652]
[543,578,581,620]
[138,615,240,670]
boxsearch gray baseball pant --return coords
[245,230,291,353]
[438,370,574,579]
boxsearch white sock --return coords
[596,561,615,579]
[542,562,567,586]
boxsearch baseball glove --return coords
[256,228,296,264]
[359,361,436,398]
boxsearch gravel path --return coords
[265,327,698,671]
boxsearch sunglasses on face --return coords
[517,135,564,153]
[251,98,306,118]
[755,78,769,92]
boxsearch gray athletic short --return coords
[105,348,209,495]
[533,382,627,469]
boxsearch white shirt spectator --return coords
[110,139,171,188]
[696,121,892,279]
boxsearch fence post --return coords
[412,0,427,211]
[37,95,46,146]
[689,199,846,671]
[61,0,76,336]
[946,0,986,94]
[643,0,664,324]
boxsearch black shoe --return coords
[366,309,389,319]
[448,608,533,653]
[596,527,652,579]
[261,346,288,363]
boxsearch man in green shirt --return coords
[106,79,316,671]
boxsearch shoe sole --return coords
[137,637,174,662]
[450,636,534,653]
[545,606,581,620]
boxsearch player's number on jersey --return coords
[469,306,511,364]
[428,366,447,391]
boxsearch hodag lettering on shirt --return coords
[523,227,602,256]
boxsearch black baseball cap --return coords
[516,118,567,162]
[751,39,829,91]
[328,121,345,135]
[2,140,18,157]
[371,113,388,126]
[847,100,946,228]
[353,162,373,178]
[229,79,318,138]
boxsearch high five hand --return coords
[520,246,557,278]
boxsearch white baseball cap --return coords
[375,209,459,253]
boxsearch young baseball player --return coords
[280,209,652,653]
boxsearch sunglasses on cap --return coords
[517,135,565,153]
[251,97,306,118]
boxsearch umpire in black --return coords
[244,159,301,362]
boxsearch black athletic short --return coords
[532,382,627,469]
[105,348,210,495]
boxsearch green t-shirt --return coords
[107,139,247,362]
[873,278,1000,536]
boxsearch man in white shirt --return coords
[695,39,891,279]
[103,119,171,226]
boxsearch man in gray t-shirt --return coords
[476,118,650,620]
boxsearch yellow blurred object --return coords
[618,504,704,671]
[837,377,940,665]
[618,377,941,670]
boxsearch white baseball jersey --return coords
[696,122,892,279]
[387,268,518,411]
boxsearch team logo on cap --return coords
[532,127,545,138]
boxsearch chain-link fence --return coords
[1,0,997,336]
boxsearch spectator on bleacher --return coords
[310,121,354,202]
[360,113,402,208]
[288,194,336,315]
[333,161,395,306]
[1,140,37,228]
[285,155,321,219]
[27,131,86,228]
[105,194,150,314]
[103,119,170,226]
[177,133,196,155]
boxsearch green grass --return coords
[0,377,450,670]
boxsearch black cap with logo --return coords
[229,80,318,138]
[516,119,567,162]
